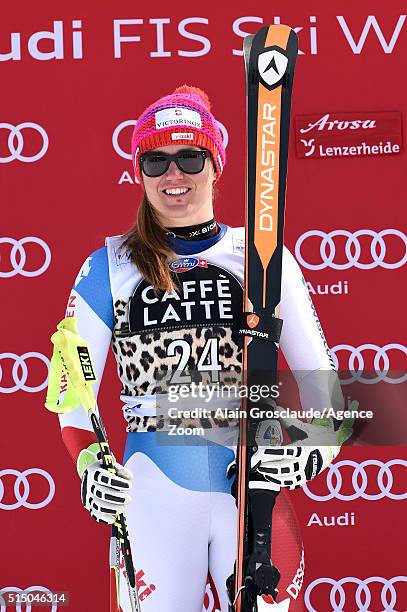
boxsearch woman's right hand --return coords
[78,443,133,525]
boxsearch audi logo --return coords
[303,459,407,501]
[0,352,50,394]
[331,344,407,385]
[112,119,229,161]
[305,576,407,612]
[0,469,55,510]
[295,229,407,270]
[0,123,49,163]
[0,237,51,278]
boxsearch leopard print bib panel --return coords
[105,228,246,427]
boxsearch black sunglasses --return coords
[140,149,210,177]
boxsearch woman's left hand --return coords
[249,410,355,491]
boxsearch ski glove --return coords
[226,418,282,496]
[250,410,354,491]
[78,443,133,525]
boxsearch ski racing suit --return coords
[58,224,338,612]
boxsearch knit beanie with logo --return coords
[131,85,226,184]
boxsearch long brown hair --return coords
[120,194,177,293]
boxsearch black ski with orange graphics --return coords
[227,25,298,612]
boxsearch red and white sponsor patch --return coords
[171,132,194,140]
[295,111,402,159]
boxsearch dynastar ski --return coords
[227,25,298,612]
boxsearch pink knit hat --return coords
[131,85,226,184]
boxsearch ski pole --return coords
[45,316,141,612]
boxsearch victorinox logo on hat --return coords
[155,107,202,129]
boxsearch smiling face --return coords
[141,144,216,227]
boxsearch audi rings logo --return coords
[295,229,407,270]
[0,123,49,163]
[305,576,407,612]
[0,469,55,510]
[303,459,407,501]
[0,353,50,394]
[0,237,51,278]
[112,119,229,161]
[331,344,407,384]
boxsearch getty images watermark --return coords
[142,369,403,445]
[166,382,372,421]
